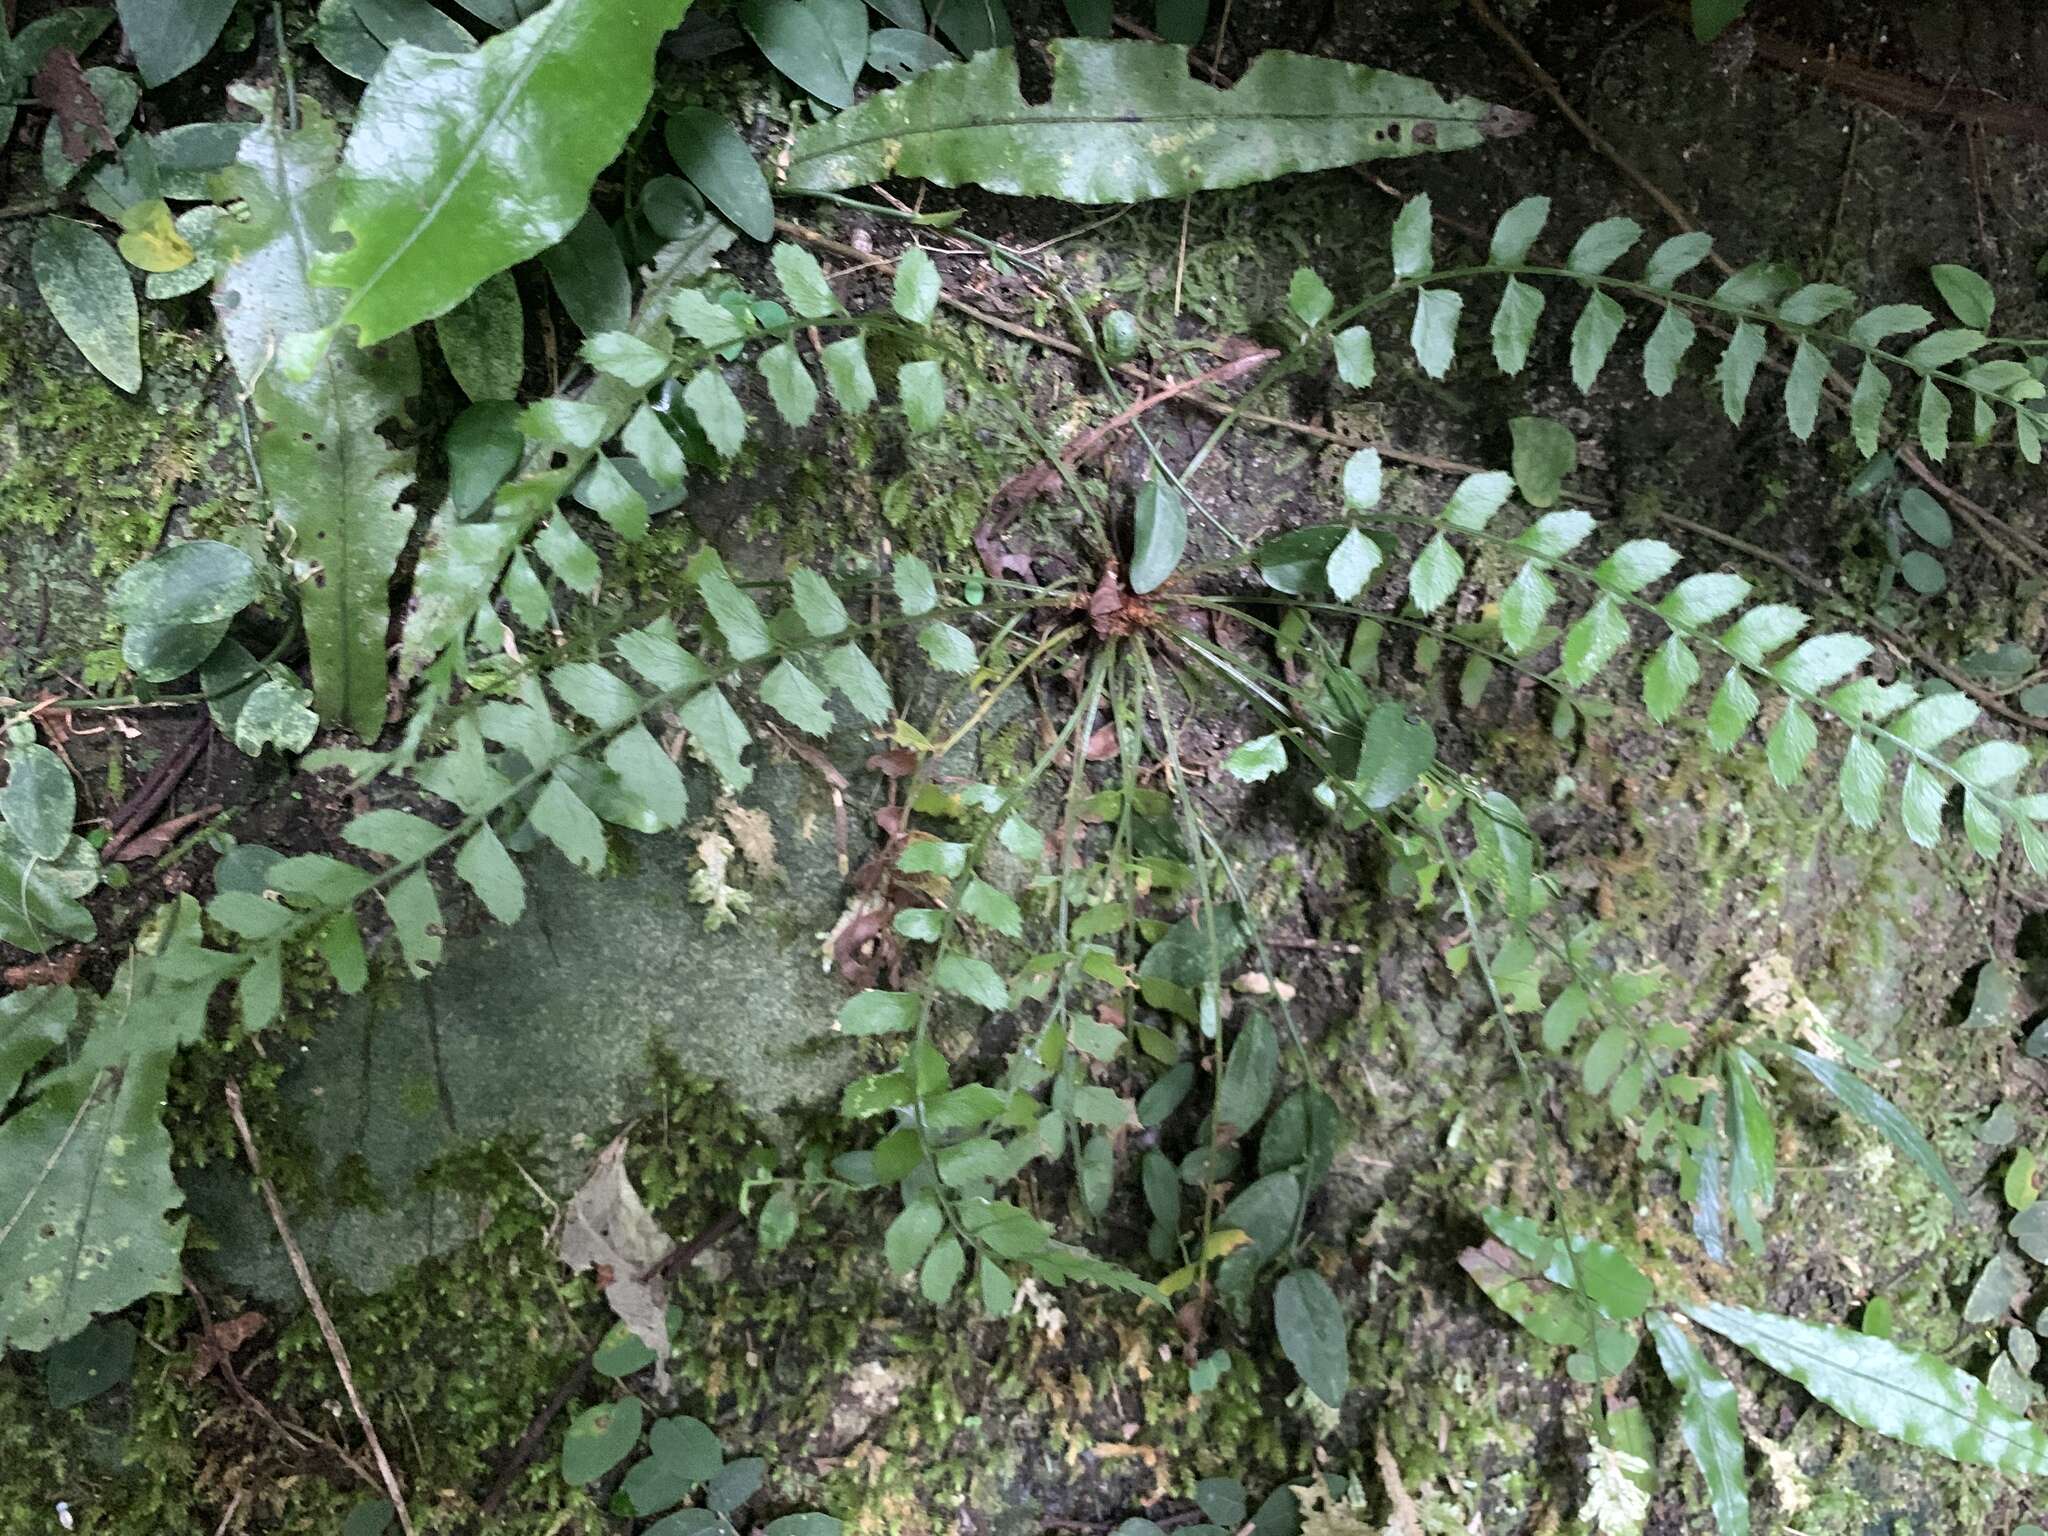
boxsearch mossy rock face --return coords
[193,762,859,1298]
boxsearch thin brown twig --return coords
[991,347,1279,512]
[224,1082,416,1536]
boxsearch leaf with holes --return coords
[785,40,1526,202]
[214,102,418,740]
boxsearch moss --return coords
[0,309,250,578]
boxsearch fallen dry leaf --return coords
[4,951,81,989]
[34,48,116,165]
[189,1310,266,1381]
[558,1136,675,1390]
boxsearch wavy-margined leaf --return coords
[313,0,688,345]
[398,219,734,679]
[0,901,236,1351]
[1647,1311,1750,1536]
[213,101,418,740]
[785,40,1527,202]
[1682,1300,2048,1477]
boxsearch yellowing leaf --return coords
[114,198,195,273]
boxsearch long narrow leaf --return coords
[1766,1045,1966,1214]
[1683,1301,2048,1477]
[1647,1311,1750,1536]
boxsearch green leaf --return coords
[455,825,526,924]
[698,569,771,660]
[561,1398,644,1484]
[772,240,842,319]
[601,726,687,832]
[1569,290,1625,392]
[785,40,1525,202]
[1644,231,1714,287]
[918,622,979,674]
[213,105,418,739]
[760,659,835,736]
[920,1235,966,1303]
[1646,1313,1750,1536]
[1566,216,1641,276]
[116,0,236,86]
[1408,533,1463,613]
[900,358,946,432]
[821,336,877,413]
[664,107,773,241]
[885,1197,943,1272]
[839,990,920,1036]
[932,954,1008,1010]
[1683,1300,2048,1477]
[1256,524,1346,596]
[893,244,942,323]
[1490,275,1545,375]
[677,687,753,793]
[1849,361,1891,456]
[582,329,670,389]
[1898,487,1953,548]
[1772,1046,1965,1214]
[1641,305,1697,398]
[33,217,139,392]
[1,743,75,861]
[1918,378,1952,461]
[758,341,820,427]
[789,568,848,638]
[1355,702,1434,808]
[1219,1014,1277,1132]
[1130,478,1186,594]
[1642,634,1701,723]
[1288,266,1335,326]
[533,515,599,594]
[1705,669,1759,752]
[1273,1270,1348,1408]
[821,644,893,724]
[622,1414,723,1513]
[893,553,939,615]
[684,368,748,458]
[435,269,524,401]
[313,0,688,345]
[112,541,261,630]
[1717,320,1766,423]
[1390,193,1432,280]
[1562,594,1629,686]
[1410,287,1463,379]
[1342,447,1383,509]
[1508,417,1575,508]
[1224,734,1286,783]
[1326,528,1381,602]
[740,0,856,107]
[1333,326,1375,387]
[1838,734,1886,829]
[1930,263,1995,329]
[1488,194,1549,264]
[530,774,607,874]
[1784,339,1827,440]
